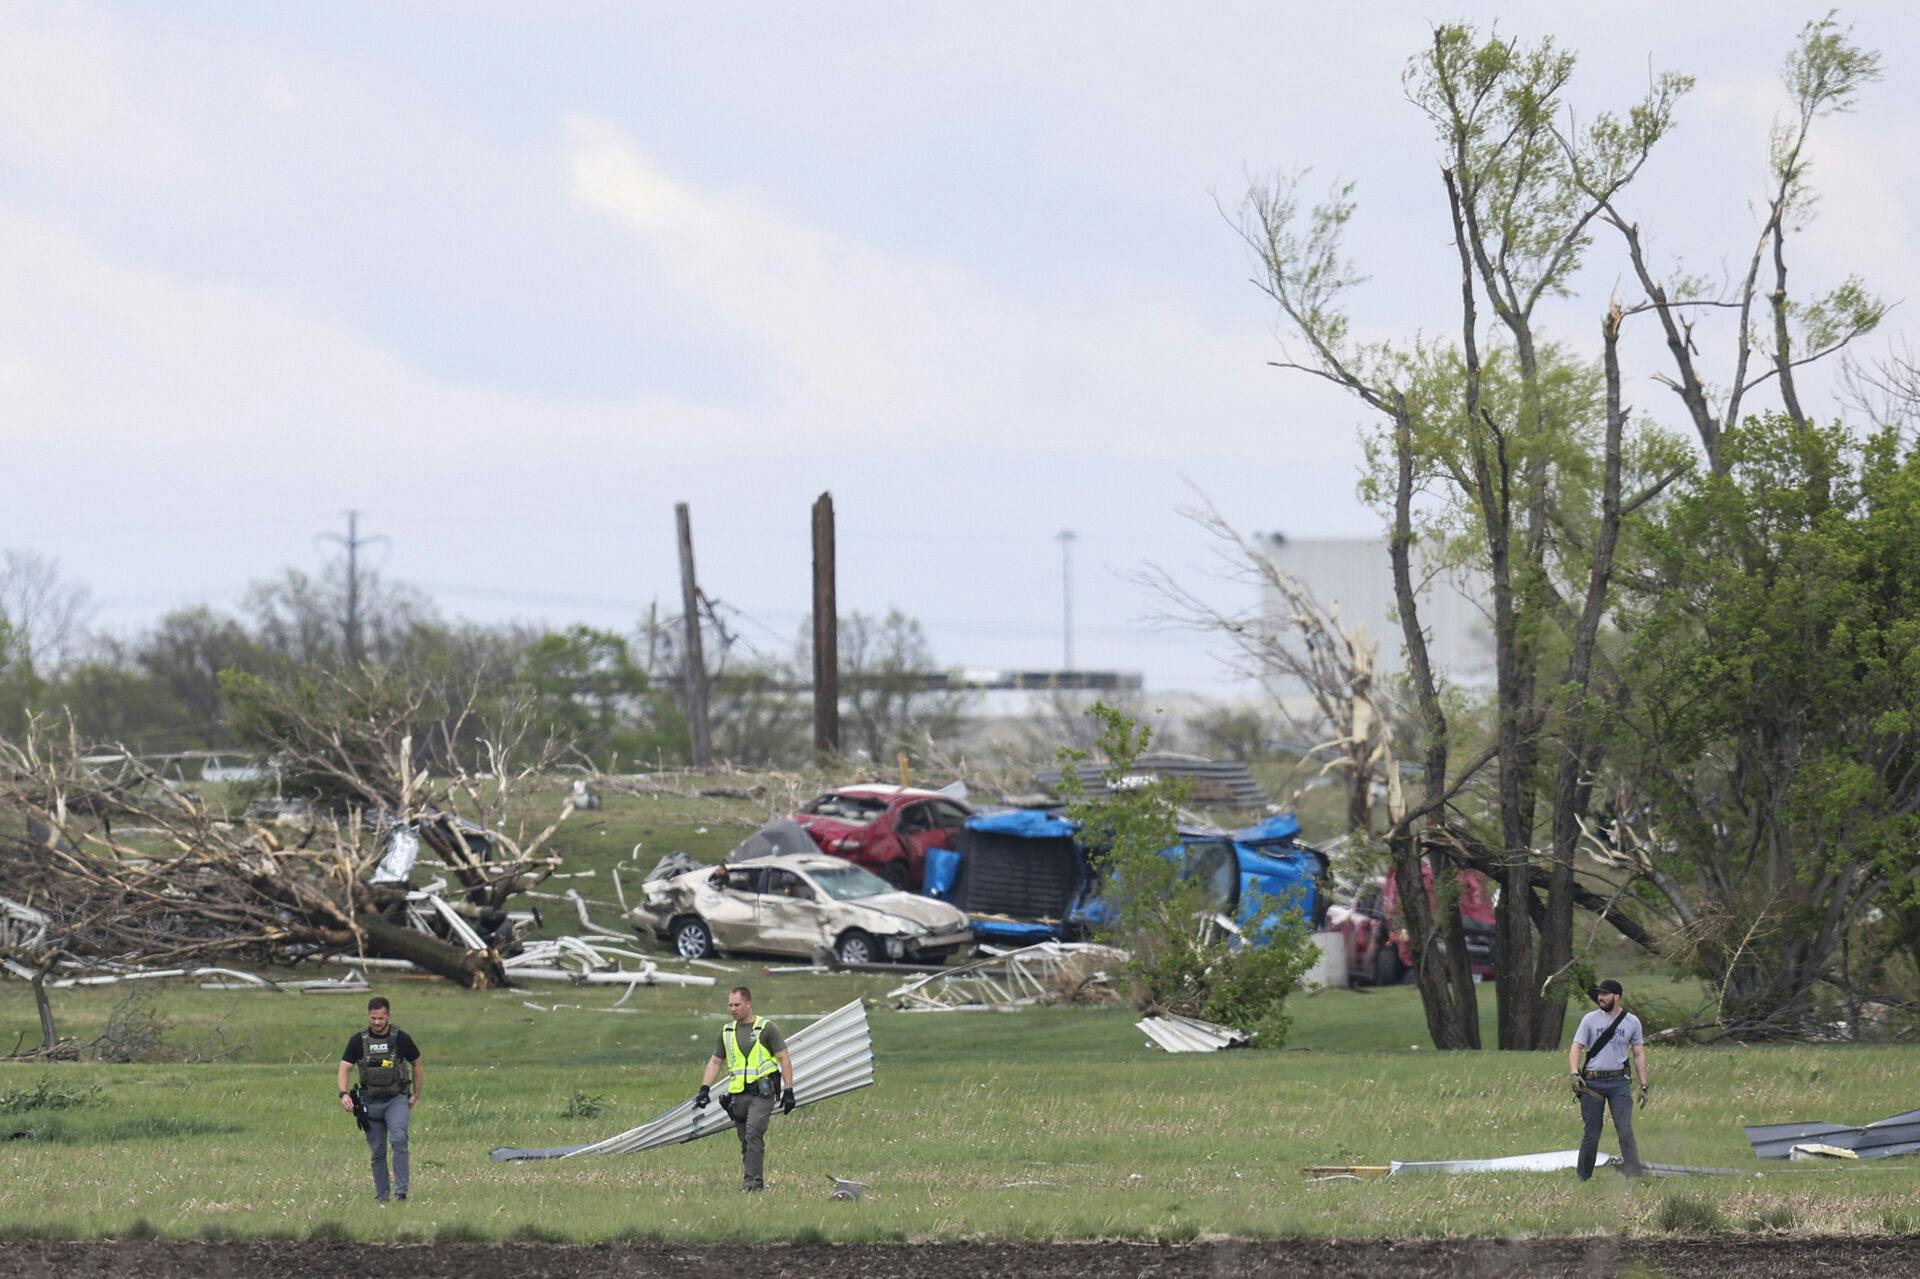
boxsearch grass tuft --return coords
[196,1222,236,1243]
[560,1091,610,1119]
[1881,1210,1917,1236]
[1741,1206,1801,1233]
[0,1221,78,1242]
[434,1222,493,1244]
[506,1222,569,1244]
[603,1227,667,1247]
[305,1220,352,1242]
[123,1218,160,1240]
[1655,1194,1727,1234]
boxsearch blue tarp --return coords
[922,845,961,898]
[966,809,1080,839]
[967,918,1064,944]
[1231,813,1302,846]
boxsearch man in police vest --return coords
[1569,978,1648,1179]
[693,985,795,1191]
[336,995,424,1202]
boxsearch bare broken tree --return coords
[1136,495,1390,840]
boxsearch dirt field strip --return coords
[0,1238,1916,1279]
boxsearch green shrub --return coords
[1654,1194,1726,1233]
[1057,702,1319,1038]
[0,1078,101,1114]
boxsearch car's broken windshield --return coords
[808,864,893,901]
[804,794,890,824]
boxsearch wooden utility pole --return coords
[811,492,840,759]
[675,503,712,767]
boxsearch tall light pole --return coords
[1057,529,1077,670]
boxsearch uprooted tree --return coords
[2,668,573,1056]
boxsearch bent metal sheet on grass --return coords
[488,999,874,1162]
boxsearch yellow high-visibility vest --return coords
[722,1016,779,1094]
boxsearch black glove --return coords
[1569,1073,1585,1100]
[781,1088,796,1115]
[1638,1083,1651,1110]
[693,1085,711,1110]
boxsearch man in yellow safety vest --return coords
[693,985,796,1191]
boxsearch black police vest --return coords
[357,1028,412,1100]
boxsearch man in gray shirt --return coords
[1568,978,1648,1179]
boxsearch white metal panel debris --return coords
[888,942,1126,1011]
[1389,1150,1609,1175]
[489,999,874,1162]
[1136,1014,1251,1052]
[1,895,50,952]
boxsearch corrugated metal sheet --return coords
[1745,1108,1920,1160]
[1389,1150,1607,1175]
[489,999,873,1163]
[1136,1014,1251,1052]
[1034,755,1270,807]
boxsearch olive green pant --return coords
[726,1092,777,1189]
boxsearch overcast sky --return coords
[3,2,1915,695]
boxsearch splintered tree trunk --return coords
[354,915,507,988]
[30,964,58,1052]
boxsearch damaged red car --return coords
[787,785,973,891]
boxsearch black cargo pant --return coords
[725,1091,777,1190]
[1577,1075,1643,1179]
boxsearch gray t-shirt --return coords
[1573,1009,1643,1071]
[715,1018,786,1067]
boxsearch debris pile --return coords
[888,942,1126,1012]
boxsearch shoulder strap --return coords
[1583,1010,1629,1067]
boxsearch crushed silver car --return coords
[631,821,974,965]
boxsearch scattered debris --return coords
[1746,1108,1920,1161]
[1136,1014,1252,1053]
[828,1175,867,1201]
[502,936,714,989]
[1790,1143,1858,1161]
[888,942,1126,1012]
[489,999,874,1162]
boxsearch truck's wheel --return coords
[1372,946,1403,987]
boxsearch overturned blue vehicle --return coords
[920,810,1328,946]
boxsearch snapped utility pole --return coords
[317,509,386,666]
[1057,529,1077,670]
[811,492,840,759]
[674,503,712,767]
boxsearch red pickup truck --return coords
[1326,865,1497,987]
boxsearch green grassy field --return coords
[4,971,1917,1244]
